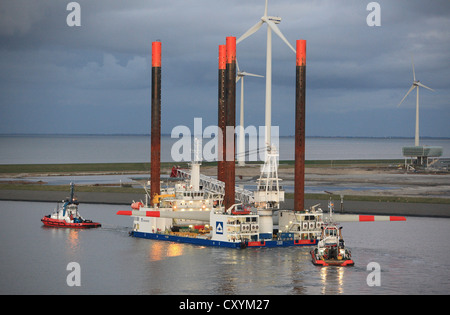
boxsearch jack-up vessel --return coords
[116,36,406,249]
[118,145,324,248]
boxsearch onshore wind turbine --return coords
[236,62,263,166]
[237,0,296,146]
[398,57,435,146]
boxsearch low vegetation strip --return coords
[0,183,448,205]
[281,159,404,167]
[0,159,403,174]
[0,163,152,174]
[285,193,450,205]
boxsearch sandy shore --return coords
[203,164,450,199]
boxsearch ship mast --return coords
[190,137,202,191]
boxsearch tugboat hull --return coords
[310,250,354,267]
[41,216,101,229]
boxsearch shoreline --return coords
[1,189,449,218]
[1,161,449,218]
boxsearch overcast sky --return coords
[0,0,449,137]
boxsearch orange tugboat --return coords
[310,200,354,267]
[310,223,354,267]
[41,183,101,229]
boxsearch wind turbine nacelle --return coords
[267,16,281,24]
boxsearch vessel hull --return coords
[310,250,354,266]
[131,231,318,249]
[41,217,101,229]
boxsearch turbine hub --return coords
[267,16,281,24]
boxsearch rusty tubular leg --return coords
[295,39,306,211]
[217,44,226,183]
[224,37,236,211]
[150,41,161,205]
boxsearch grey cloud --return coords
[0,0,448,137]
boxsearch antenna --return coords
[324,191,334,222]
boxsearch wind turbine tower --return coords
[236,63,263,166]
[398,57,442,168]
[237,0,296,147]
[398,57,435,146]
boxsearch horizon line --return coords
[0,133,449,140]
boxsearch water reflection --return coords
[67,229,80,252]
[167,243,183,258]
[147,242,184,262]
[210,248,313,295]
[42,226,81,254]
[289,249,308,295]
[148,241,163,262]
[320,267,345,294]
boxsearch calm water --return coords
[1,135,449,164]
[1,200,449,295]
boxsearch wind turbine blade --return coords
[240,72,264,78]
[264,0,268,17]
[416,82,435,92]
[330,214,406,222]
[265,19,296,53]
[412,56,416,81]
[236,57,240,72]
[237,20,264,44]
[397,85,415,107]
